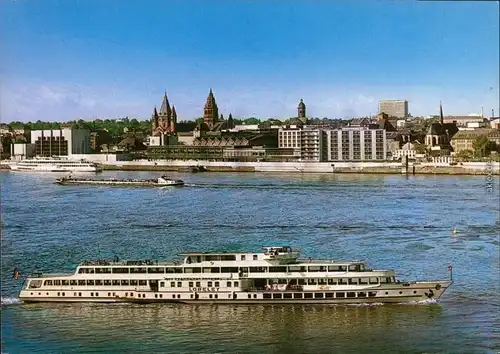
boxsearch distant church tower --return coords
[151,92,177,135]
[203,88,219,127]
[298,98,306,119]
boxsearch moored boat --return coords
[18,246,453,304]
[55,175,184,187]
[9,156,101,173]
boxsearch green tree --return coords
[472,135,491,157]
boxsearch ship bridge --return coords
[262,246,300,263]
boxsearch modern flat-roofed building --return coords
[378,100,408,119]
[30,128,91,157]
[322,127,387,161]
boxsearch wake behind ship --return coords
[18,246,453,304]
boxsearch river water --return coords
[1,171,499,353]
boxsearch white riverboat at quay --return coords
[9,156,101,173]
[18,246,453,304]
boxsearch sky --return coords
[1,0,499,122]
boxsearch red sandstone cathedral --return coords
[151,92,177,135]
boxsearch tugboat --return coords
[55,175,184,187]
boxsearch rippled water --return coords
[1,171,499,353]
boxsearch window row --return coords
[262,291,378,299]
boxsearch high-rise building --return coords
[30,128,91,156]
[378,100,408,119]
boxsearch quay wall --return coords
[101,160,500,175]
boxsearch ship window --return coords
[380,278,387,284]
[215,281,220,287]
[272,293,282,299]
[283,293,292,299]
[369,277,378,284]
[95,268,112,274]
[196,282,201,287]
[211,267,220,273]
[138,280,147,286]
[177,294,180,299]
[44,280,53,286]
[130,280,138,286]
[248,294,252,299]
[359,278,369,285]
[78,268,92,274]
[184,268,201,273]
[205,255,219,261]
[79,292,82,296]
[308,279,317,285]
[177,282,182,287]
[70,280,77,286]
[96,292,99,297]
[253,294,257,299]
[369,292,377,297]
[108,292,111,296]
[160,282,165,287]
[202,268,211,273]
[170,282,175,287]
[253,255,258,260]
[87,280,95,286]
[263,293,272,299]
[189,282,194,287]
[221,255,236,261]
[347,292,356,298]
[348,278,358,285]
[121,280,129,286]
[327,279,337,285]
[112,280,120,286]
[112,268,129,274]
[349,265,357,271]
[78,280,86,286]
[358,292,367,297]
[288,266,306,272]
[325,292,334,298]
[298,279,306,285]
[148,267,165,274]
[304,293,313,299]
[57,292,60,296]
[209,294,213,299]
[159,294,161,298]
[269,267,287,273]
[241,255,246,261]
[226,282,231,287]
[314,293,324,299]
[234,282,239,287]
[90,292,94,297]
[221,267,238,273]
[208,281,212,287]
[104,280,112,286]
[54,280,61,286]
[62,292,65,296]
[308,266,321,272]
[130,268,147,273]
[336,292,345,298]
[293,293,302,299]
[249,267,266,273]
[328,266,341,272]
[318,279,327,285]
[338,278,347,285]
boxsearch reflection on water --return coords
[6,302,448,353]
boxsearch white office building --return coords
[30,128,91,157]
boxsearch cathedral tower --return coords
[203,88,219,127]
[298,98,306,119]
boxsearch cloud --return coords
[1,81,498,122]
[1,82,149,122]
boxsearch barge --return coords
[18,246,453,304]
[55,175,184,187]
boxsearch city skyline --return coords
[1,0,499,122]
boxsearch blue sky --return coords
[1,0,499,122]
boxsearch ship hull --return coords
[55,180,184,187]
[19,281,452,305]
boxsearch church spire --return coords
[171,105,177,133]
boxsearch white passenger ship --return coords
[9,156,101,172]
[19,246,453,304]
